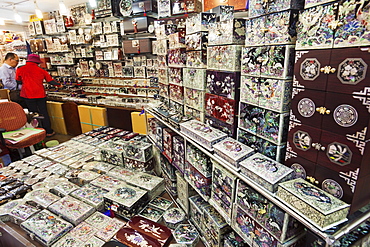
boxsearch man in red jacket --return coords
[15,54,61,137]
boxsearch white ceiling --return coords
[0,0,91,30]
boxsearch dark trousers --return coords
[24,97,53,134]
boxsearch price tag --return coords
[111,204,118,212]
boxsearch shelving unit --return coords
[146,108,370,247]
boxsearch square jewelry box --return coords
[48,195,95,226]
[127,172,165,199]
[103,184,149,219]
[20,209,73,246]
[239,153,294,192]
[70,184,108,211]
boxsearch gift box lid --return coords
[95,217,125,242]
[107,167,136,180]
[213,137,254,163]
[85,211,112,229]
[173,224,199,244]
[149,196,173,211]
[48,195,95,225]
[0,199,24,216]
[83,161,115,173]
[104,184,148,208]
[70,184,108,206]
[52,233,83,247]
[240,153,293,185]
[77,170,101,181]
[91,175,126,190]
[278,178,350,215]
[138,205,165,222]
[127,216,172,244]
[128,172,164,192]
[53,181,80,196]
[180,120,227,143]
[68,222,97,242]
[20,209,73,246]
[24,189,61,208]
[163,207,186,224]
[9,203,40,222]
[116,228,162,247]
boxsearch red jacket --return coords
[15,62,53,99]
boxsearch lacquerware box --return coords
[276,178,350,230]
[188,195,209,232]
[173,224,199,246]
[183,68,207,90]
[20,209,73,246]
[208,19,246,45]
[103,184,148,219]
[185,12,216,34]
[70,184,108,211]
[127,172,165,199]
[180,119,227,151]
[207,45,242,71]
[239,153,294,192]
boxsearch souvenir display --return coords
[85,211,111,229]
[123,39,152,54]
[121,17,155,34]
[207,45,242,72]
[186,50,207,68]
[241,45,295,79]
[103,184,148,219]
[9,203,40,224]
[188,195,208,234]
[184,88,205,111]
[173,224,199,246]
[176,171,196,213]
[138,205,165,222]
[116,228,162,247]
[185,162,212,199]
[240,76,292,113]
[158,0,171,17]
[185,32,208,51]
[126,216,172,245]
[169,84,184,103]
[205,93,237,125]
[95,217,125,242]
[99,141,125,166]
[82,161,114,174]
[24,189,61,208]
[213,137,254,169]
[127,172,164,199]
[168,67,183,86]
[51,181,80,197]
[171,0,202,15]
[168,31,186,49]
[180,120,227,151]
[122,140,153,162]
[162,207,186,229]
[248,0,304,17]
[168,48,187,67]
[183,68,206,90]
[224,231,249,247]
[70,184,108,210]
[202,205,230,246]
[20,209,73,246]
[48,195,95,225]
[162,128,178,161]
[90,175,126,190]
[149,196,174,211]
[245,10,298,47]
[231,205,255,246]
[239,153,294,192]
[277,178,350,230]
[124,157,154,172]
[208,19,246,45]
[185,142,212,177]
[185,13,216,34]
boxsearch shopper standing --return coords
[15,54,61,137]
[0,52,19,90]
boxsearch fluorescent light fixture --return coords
[59,0,68,15]
[89,0,97,8]
[0,19,5,25]
[34,0,43,19]
[13,5,22,23]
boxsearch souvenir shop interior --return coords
[0,0,369,246]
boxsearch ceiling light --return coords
[13,5,22,23]
[89,0,97,8]
[0,19,5,25]
[59,0,68,15]
[34,0,43,19]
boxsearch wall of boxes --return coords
[21,0,370,246]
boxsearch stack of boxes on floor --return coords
[206,6,243,137]
[238,0,301,162]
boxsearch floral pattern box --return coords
[239,153,293,192]
[173,224,199,246]
[20,209,73,246]
[70,184,108,211]
[104,184,148,219]
[276,178,350,230]
[48,195,95,225]
[213,137,255,169]
[127,172,165,199]
[180,119,227,151]
[24,189,61,208]
[9,203,40,224]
